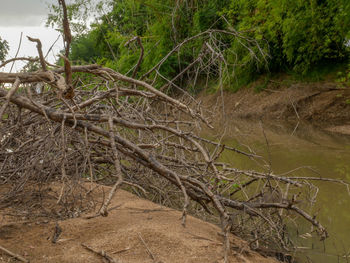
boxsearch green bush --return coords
[223,0,350,75]
[52,0,350,92]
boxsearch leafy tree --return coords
[0,36,9,62]
[223,0,350,74]
[67,1,230,80]
[70,32,102,64]
[48,0,350,91]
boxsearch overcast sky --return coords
[0,0,63,72]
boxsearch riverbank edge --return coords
[198,82,350,135]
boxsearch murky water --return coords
[205,120,350,263]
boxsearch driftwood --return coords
[0,60,330,259]
[2,1,348,262]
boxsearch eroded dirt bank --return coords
[199,82,350,135]
[0,185,277,263]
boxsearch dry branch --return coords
[27,36,47,71]
[0,245,29,263]
[125,36,144,79]
[99,117,124,216]
[0,82,331,238]
[0,57,38,69]
[81,243,118,263]
[0,77,20,120]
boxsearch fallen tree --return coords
[1,1,347,262]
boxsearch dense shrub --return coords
[55,0,350,91]
[224,0,350,75]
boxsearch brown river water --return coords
[204,119,350,263]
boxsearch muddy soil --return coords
[0,184,277,263]
[199,82,350,135]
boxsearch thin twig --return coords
[10,32,23,73]
[81,243,118,263]
[0,245,29,263]
[137,233,156,261]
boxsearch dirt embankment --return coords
[0,185,278,263]
[200,82,350,135]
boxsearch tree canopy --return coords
[50,0,350,90]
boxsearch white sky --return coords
[0,0,64,72]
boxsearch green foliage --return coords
[0,36,9,62]
[70,32,102,64]
[65,0,230,83]
[20,57,41,72]
[335,60,350,87]
[223,0,350,76]
[48,0,350,92]
[1,113,9,121]
[46,0,95,34]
